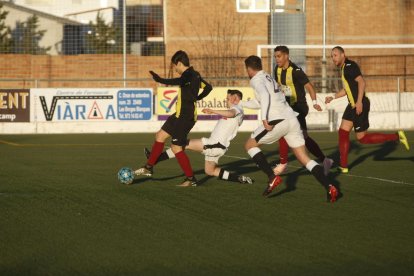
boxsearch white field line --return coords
[222,154,414,187]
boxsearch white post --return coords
[123,0,127,88]
[397,77,401,129]
[269,0,274,75]
[321,0,327,94]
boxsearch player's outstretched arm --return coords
[325,88,346,104]
[202,108,236,118]
[240,99,260,109]
[149,70,182,85]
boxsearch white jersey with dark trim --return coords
[249,70,297,121]
[209,104,244,148]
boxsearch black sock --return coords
[218,169,240,182]
[252,152,274,180]
[156,151,170,163]
[311,165,330,190]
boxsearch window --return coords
[237,0,269,13]
[236,0,287,13]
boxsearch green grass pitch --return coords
[1,131,413,275]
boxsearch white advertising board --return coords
[31,88,152,122]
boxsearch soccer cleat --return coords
[273,163,288,175]
[263,175,282,196]
[238,175,254,184]
[322,158,334,176]
[134,165,153,176]
[338,166,349,174]
[328,184,338,203]
[144,147,151,159]
[177,176,198,187]
[398,130,410,151]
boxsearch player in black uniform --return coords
[134,50,212,186]
[325,46,410,173]
[273,46,333,176]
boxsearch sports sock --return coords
[156,148,175,164]
[248,147,274,180]
[175,150,193,177]
[305,136,325,163]
[278,137,289,164]
[306,161,329,190]
[338,128,350,168]
[358,133,399,144]
[218,169,240,182]
[147,141,164,166]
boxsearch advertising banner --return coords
[31,88,152,122]
[156,87,258,120]
[0,89,30,122]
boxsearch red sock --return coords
[175,151,193,177]
[147,141,164,166]
[278,137,289,164]
[338,128,350,168]
[358,133,398,144]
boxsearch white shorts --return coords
[251,117,305,148]
[201,137,227,163]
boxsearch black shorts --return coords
[291,102,309,130]
[161,115,196,146]
[342,97,370,132]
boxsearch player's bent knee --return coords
[204,168,215,176]
[170,144,183,154]
[357,135,368,144]
[245,138,257,151]
[155,130,169,142]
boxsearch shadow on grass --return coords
[329,140,414,173]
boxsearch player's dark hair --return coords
[244,55,262,71]
[332,46,345,54]
[227,89,243,100]
[274,45,289,54]
[171,50,190,66]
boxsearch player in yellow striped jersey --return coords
[325,46,410,173]
[273,46,333,176]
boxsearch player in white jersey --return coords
[145,89,253,186]
[243,55,339,202]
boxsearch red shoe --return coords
[263,175,282,196]
[328,184,338,203]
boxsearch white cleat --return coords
[322,158,334,176]
[238,175,254,184]
[273,163,288,175]
[134,166,153,176]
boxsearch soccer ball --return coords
[118,167,135,185]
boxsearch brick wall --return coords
[0,55,165,89]
[0,0,413,91]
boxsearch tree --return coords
[85,12,122,54]
[186,3,247,86]
[12,14,51,54]
[0,3,13,53]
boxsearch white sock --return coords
[247,147,261,158]
[166,148,175,159]
[305,160,318,172]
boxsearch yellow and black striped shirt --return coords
[274,61,309,106]
[341,58,364,108]
[156,67,211,121]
